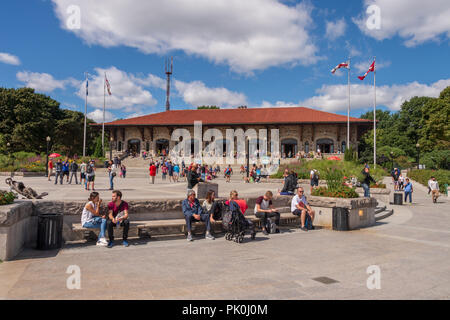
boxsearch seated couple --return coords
[81,190,130,248]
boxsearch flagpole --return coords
[83,72,88,157]
[373,56,376,169]
[347,58,350,152]
[102,73,105,157]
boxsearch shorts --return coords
[63,171,69,176]
[310,179,318,187]
[87,175,95,182]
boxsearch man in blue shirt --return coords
[404,178,413,203]
[62,159,70,183]
[182,190,214,241]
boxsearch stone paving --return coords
[0,174,449,299]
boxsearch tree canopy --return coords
[0,87,101,156]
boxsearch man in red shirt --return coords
[149,162,156,184]
[48,160,53,181]
[106,190,130,248]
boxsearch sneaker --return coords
[122,240,129,247]
[262,228,269,236]
[301,226,308,232]
[96,240,107,247]
[205,232,215,240]
[98,237,108,245]
[107,241,114,248]
[187,233,193,241]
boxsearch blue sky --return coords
[1,0,449,123]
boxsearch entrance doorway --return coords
[281,139,298,158]
[127,139,141,156]
[316,138,334,153]
[156,139,169,156]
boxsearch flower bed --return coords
[311,186,359,198]
[0,191,15,205]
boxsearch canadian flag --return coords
[331,62,349,74]
[105,74,112,95]
[358,60,375,80]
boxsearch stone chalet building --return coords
[96,106,372,159]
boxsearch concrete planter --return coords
[0,171,46,177]
[355,187,390,204]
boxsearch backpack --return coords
[265,217,278,234]
[312,170,319,181]
[86,164,93,174]
[304,214,313,230]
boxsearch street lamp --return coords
[6,142,11,171]
[246,137,250,179]
[46,136,51,176]
[390,151,394,171]
[416,143,420,169]
[110,136,114,160]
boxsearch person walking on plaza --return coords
[291,187,315,231]
[173,163,180,182]
[254,190,280,235]
[120,164,126,178]
[54,158,63,185]
[404,178,413,203]
[106,190,130,248]
[428,176,440,203]
[69,160,79,184]
[107,160,117,190]
[149,162,156,184]
[182,189,215,241]
[80,160,87,187]
[81,192,108,246]
[161,163,168,181]
[167,160,174,183]
[361,167,375,198]
[47,159,53,181]
[392,168,400,191]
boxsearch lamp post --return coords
[110,136,114,161]
[6,142,12,172]
[46,136,51,176]
[246,137,250,178]
[416,143,420,169]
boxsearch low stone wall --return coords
[0,201,35,261]
[355,187,390,204]
[0,172,46,177]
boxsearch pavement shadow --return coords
[11,248,60,261]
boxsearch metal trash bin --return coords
[393,193,403,205]
[332,207,349,231]
[37,213,63,250]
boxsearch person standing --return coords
[107,160,117,190]
[403,178,413,203]
[161,163,168,181]
[173,163,180,182]
[47,159,53,181]
[121,164,126,178]
[106,190,130,248]
[149,162,156,184]
[187,164,203,190]
[167,161,174,183]
[62,159,70,183]
[428,176,440,203]
[80,160,87,187]
[54,159,63,185]
[69,160,79,184]
[361,167,375,198]
[86,160,96,191]
[310,169,319,193]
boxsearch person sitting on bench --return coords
[254,190,280,235]
[291,187,315,231]
[81,192,107,246]
[106,190,130,248]
[182,190,215,242]
[279,170,298,195]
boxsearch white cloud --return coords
[325,18,347,39]
[16,71,71,92]
[87,109,116,123]
[301,79,450,112]
[52,0,318,73]
[354,0,450,46]
[174,80,247,107]
[75,66,157,110]
[258,100,298,108]
[0,52,21,65]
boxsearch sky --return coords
[1,0,449,123]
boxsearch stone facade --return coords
[111,123,363,157]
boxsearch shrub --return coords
[408,169,450,193]
[421,150,450,170]
[324,167,344,192]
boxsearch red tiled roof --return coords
[96,106,373,126]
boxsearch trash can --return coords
[332,207,349,231]
[393,192,403,205]
[37,213,63,250]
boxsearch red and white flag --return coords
[358,60,375,80]
[105,74,112,95]
[331,62,349,74]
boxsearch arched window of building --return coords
[305,141,309,153]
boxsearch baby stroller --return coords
[222,201,256,243]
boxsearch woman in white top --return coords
[81,192,108,246]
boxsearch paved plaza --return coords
[0,173,449,300]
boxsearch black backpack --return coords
[86,164,93,174]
